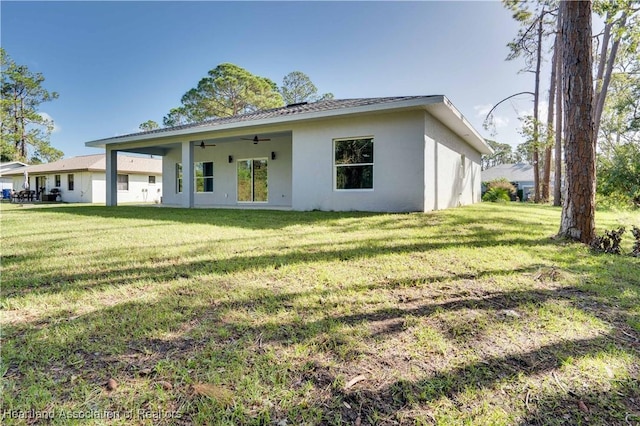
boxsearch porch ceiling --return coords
[114,131,292,156]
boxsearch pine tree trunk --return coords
[542,37,557,203]
[532,13,544,203]
[553,6,563,207]
[558,1,596,244]
[593,12,627,140]
[20,98,27,159]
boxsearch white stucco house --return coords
[0,161,29,193]
[85,96,492,212]
[4,154,162,203]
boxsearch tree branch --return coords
[483,91,536,124]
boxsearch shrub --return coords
[482,178,516,203]
[595,192,639,211]
[482,187,511,203]
[486,178,516,194]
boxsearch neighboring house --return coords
[4,154,162,203]
[0,161,29,192]
[482,163,542,201]
[85,96,493,212]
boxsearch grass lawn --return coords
[1,202,639,425]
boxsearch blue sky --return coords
[1,1,546,159]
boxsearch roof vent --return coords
[286,102,308,108]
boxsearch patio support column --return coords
[106,148,118,206]
[181,141,194,208]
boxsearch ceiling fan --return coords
[199,141,216,149]
[242,135,271,144]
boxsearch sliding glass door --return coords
[237,159,268,202]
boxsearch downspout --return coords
[433,135,439,211]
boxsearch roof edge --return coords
[84,96,492,155]
[85,96,446,148]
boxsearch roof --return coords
[0,161,29,176]
[86,96,493,155]
[2,154,162,176]
[482,163,534,183]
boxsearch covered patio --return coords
[98,130,293,209]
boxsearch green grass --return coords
[1,202,639,425]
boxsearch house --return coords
[3,154,162,203]
[482,163,537,201]
[0,161,29,193]
[85,96,492,212]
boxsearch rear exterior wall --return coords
[290,110,426,212]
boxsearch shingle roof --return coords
[85,95,493,155]
[92,96,439,142]
[3,154,162,176]
[0,161,29,176]
[482,163,535,182]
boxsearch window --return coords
[176,163,182,193]
[117,174,129,191]
[55,174,61,187]
[68,174,74,191]
[334,137,374,190]
[148,176,156,184]
[195,162,213,192]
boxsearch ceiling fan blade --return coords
[240,135,271,144]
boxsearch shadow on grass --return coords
[307,335,639,425]
[4,279,639,424]
[3,233,558,299]
[3,203,639,423]
[8,203,562,233]
[21,204,386,230]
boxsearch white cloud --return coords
[493,115,510,128]
[39,112,61,133]
[474,104,493,117]
[475,104,509,129]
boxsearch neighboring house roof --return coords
[2,154,162,176]
[0,161,29,176]
[482,163,534,183]
[86,96,493,155]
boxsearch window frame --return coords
[148,175,156,185]
[176,163,183,193]
[236,158,268,203]
[68,174,74,191]
[333,136,374,191]
[194,161,214,193]
[54,174,61,187]
[117,174,129,191]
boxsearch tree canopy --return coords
[139,120,159,132]
[280,71,334,105]
[161,65,332,128]
[597,142,640,206]
[481,139,516,170]
[167,63,284,125]
[0,48,63,163]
